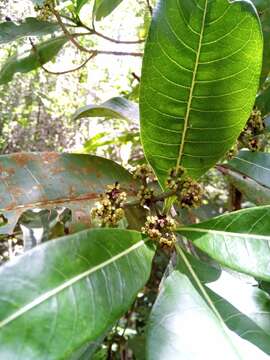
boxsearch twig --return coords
[131,72,141,82]
[30,38,97,75]
[76,19,144,44]
[146,0,153,15]
[52,8,143,57]
[41,53,96,75]
[124,189,176,208]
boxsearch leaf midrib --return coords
[0,238,148,329]
[177,227,270,240]
[176,0,208,170]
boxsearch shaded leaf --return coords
[146,268,269,359]
[0,153,139,234]
[177,205,270,281]
[227,150,270,188]
[252,0,270,85]
[0,228,155,359]
[0,36,67,84]
[0,17,59,44]
[72,97,139,122]
[217,164,270,205]
[93,0,124,21]
[256,84,270,115]
[140,0,263,187]
[19,208,71,251]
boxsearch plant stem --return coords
[124,189,176,208]
[52,8,143,57]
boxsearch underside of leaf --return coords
[140,0,263,187]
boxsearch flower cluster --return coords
[133,164,154,182]
[142,215,176,248]
[239,108,266,152]
[166,167,202,209]
[91,182,126,226]
[34,0,54,21]
[165,166,186,191]
[179,178,202,208]
[137,186,155,207]
[133,164,155,207]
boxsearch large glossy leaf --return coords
[0,36,67,84]
[93,0,124,21]
[0,228,155,359]
[72,97,139,122]
[146,269,269,359]
[140,0,263,187]
[0,17,58,44]
[176,252,270,354]
[217,164,270,205]
[177,206,270,281]
[0,153,139,234]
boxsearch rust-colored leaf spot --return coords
[41,152,60,164]
[12,153,37,167]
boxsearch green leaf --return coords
[226,151,270,188]
[146,268,269,359]
[72,97,139,122]
[0,153,139,234]
[217,164,270,205]
[218,151,270,205]
[0,228,155,359]
[93,0,124,21]
[177,205,270,281]
[0,17,59,44]
[76,0,92,13]
[176,252,270,354]
[140,0,263,188]
[0,36,67,84]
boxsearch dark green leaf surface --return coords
[93,0,124,21]
[252,0,270,85]
[72,97,139,122]
[177,206,270,280]
[0,153,139,234]
[0,17,58,44]
[140,0,263,187]
[256,85,270,115]
[217,164,270,205]
[146,269,269,359]
[0,36,67,84]
[0,228,154,359]
[227,151,270,188]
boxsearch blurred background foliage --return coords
[0,0,150,161]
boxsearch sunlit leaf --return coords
[0,17,58,44]
[0,36,67,84]
[72,97,139,122]
[93,0,124,21]
[140,0,263,187]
